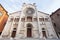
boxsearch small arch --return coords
[42,28,45,30]
[27,23,33,28]
[27,16,32,22]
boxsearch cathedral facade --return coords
[1,3,58,40]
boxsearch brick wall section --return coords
[50,8,60,38]
[0,4,8,33]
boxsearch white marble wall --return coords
[1,3,58,39]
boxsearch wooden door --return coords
[27,28,32,37]
[11,31,16,38]
[42,31,47,38]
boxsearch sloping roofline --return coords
[38,11,49,15]
[0,4,8,16]
[50,8,60,17]
[9,11,21,15]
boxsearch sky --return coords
[0,0,60,14]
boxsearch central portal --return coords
[27,23,32,37]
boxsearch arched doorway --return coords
[42,28,47,38]
[27,23,32,37]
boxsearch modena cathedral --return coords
[0,3,59,40]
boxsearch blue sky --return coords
[0,0,60,14]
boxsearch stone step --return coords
[46,38,60,40]
[0,38,60,40]
[0,38,42,40]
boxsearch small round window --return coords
[26,8,35,14]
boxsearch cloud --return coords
[45,0,60,14]
[9,0,29,3]
[0,0,60,14]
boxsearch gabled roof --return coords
[9,10,49,16]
